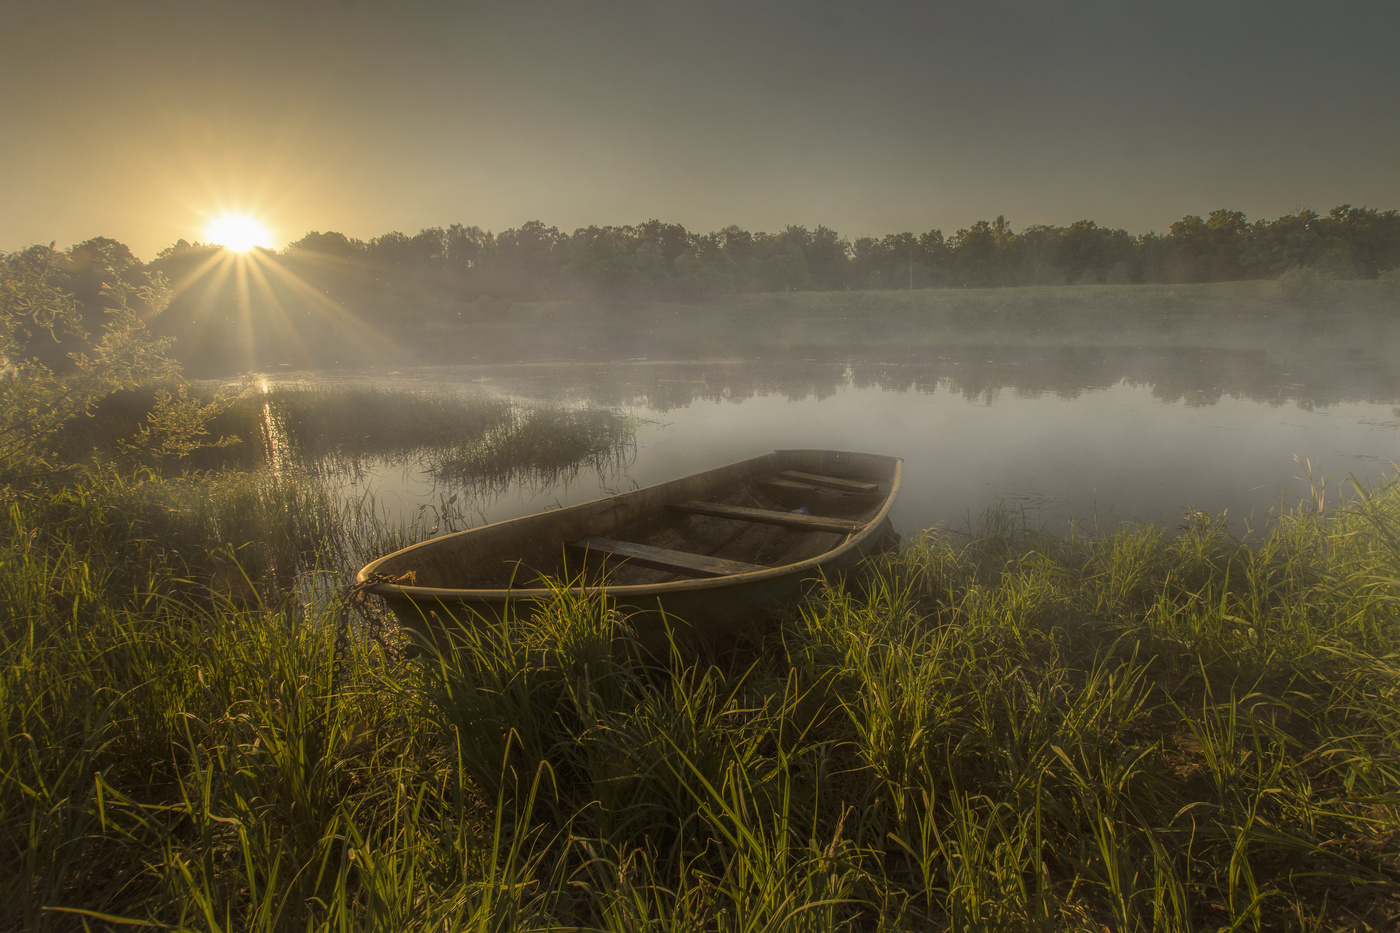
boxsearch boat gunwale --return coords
[357,449,902,604]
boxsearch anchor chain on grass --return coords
[333,571,418,691]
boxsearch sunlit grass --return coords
[4,463,1400,929]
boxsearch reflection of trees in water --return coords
[505,361,852,412]
[481,348,1400,412]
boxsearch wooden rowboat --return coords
[357,449,902,648]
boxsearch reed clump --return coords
[4,466,1400,930]
[428,405,638,492]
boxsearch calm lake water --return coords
[271,349,1400,537]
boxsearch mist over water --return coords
[272,348,1400,536]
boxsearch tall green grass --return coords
[4,466,1400,929]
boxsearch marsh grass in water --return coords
[242,385,636,491]
[4,463,1400,929]
[426,405,638,493]
[61,383,636,488]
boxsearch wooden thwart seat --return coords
[777,470,879,492]
[762,478,867,499]
[570,536,769,578]
[672,500,863,534]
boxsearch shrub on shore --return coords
[1276,266,1334,308]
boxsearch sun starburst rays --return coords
[174,246,412,372]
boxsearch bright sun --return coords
[205,214,272,252]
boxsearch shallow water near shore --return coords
[260,345,1400,537]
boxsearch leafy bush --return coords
[1274,266,1332,307]
[0,243,227,480]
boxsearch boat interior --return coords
[562,466,885,586]
[373,451,899,592]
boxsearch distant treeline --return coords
[5,216,1400,374]
[5,205,1399,370]
[144,205,1400,310]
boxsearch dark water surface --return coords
[274,349,1400,536]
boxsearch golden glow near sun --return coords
[204,213,272,252]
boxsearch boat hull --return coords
[357,449,902,649]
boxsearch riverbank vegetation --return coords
[5,455,1400,930]
[6,230,1399,374]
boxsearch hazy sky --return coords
[4,0,1397,259]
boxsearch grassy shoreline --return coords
[4,452,1400,929]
